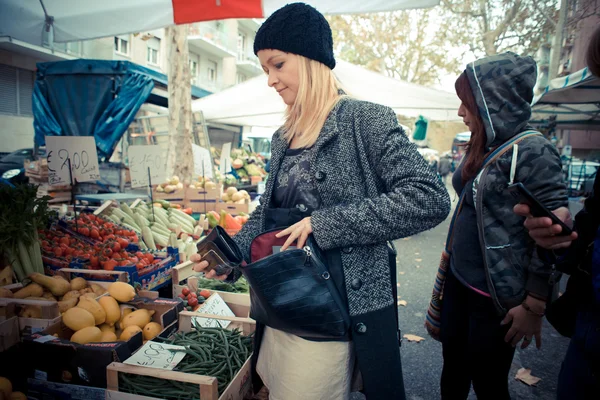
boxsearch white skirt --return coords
[256,327,358,400]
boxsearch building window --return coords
[237,32,247,61]
[207,61,217,82]
[114,35,129,55]
[0,64,34,116]
[147,38,161,66]
[236,73,247,84]
[190,59,199,83]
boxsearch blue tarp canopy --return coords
[33,59,210,160]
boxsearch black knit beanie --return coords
[253,3,336,69]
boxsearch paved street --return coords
[352,190,571,400]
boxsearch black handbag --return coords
[242,229,351,339]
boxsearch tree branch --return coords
[531,0,557,28]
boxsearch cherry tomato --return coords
[181,288,190,296]
[59,237,70,246]
[54,248,64,257]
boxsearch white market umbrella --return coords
[192,60,461,127]
[0,0,440,46]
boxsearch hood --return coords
[465,52,537,148]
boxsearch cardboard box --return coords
[185,185,222,213]
[106,312,255,400]
[0,297,61,336]
[22,297,183,388]
[0,316,20,351]
[153,189,186,206]
[216,202,249,216]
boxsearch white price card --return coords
[192,144,213,179]
[46,136,100,185]
[219,143,232,175]
[192,293,236,329]
[124,341,187,370]
[128,145,167,188]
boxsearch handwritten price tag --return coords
[46,137,100,185]
[128,145,167,188]
[192,144,213,179]
[124,341,186,370]
[192,293,236,329]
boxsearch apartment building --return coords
[0,19,262,153]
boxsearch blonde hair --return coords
[283,55,343,148]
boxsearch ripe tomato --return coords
[90,229,100,239]
[187,297,198,307]
[115,230,124,236]
[131,235,139,243]
[54,248,64,257]
[103,259,117,271]
[119,260,130,267]
[199,290,211,299]
[90,255,100,269]
[78,227,90,236]
[136,262,146,271]
[144,253,155,264]
[188,292,197,299]
[111,242,121,252]
[135,251,145,259]
[181,288,190,296]
[117,237,130,248]
[102,248,113,257]
[59,237,70,246]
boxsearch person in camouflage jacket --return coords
[439,52,568,399]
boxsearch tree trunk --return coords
[166,25,194,182]
[549,0,568,80]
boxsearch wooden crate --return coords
[185,185,222,213]
[106,313,255,400]
[57,268,128,290]
[153,189,186,206]
[216,202,249,216]
[171,261,250,302]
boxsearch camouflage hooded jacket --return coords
[466,52,568,314]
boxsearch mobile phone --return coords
[507,183,573,236]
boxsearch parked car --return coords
[0,148,44,184]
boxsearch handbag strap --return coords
[444,130,542,252]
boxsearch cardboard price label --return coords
[192,144,213,179]
[46,137,100,185]
[193,293,236,329]
[124,341,186,370]
[128,145,167,188]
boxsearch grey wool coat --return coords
[233,96,451,399]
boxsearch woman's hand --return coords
[189,254,228,281]
[275,217,313,251]
[501,295,546,349]
[513,204,577,250]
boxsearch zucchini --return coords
[142,226,156,250]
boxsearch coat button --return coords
[342,246,354,254]
[314,171,326,181]
[351,278,362,290]
[355,323,367,334]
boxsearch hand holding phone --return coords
[507,183,573,236]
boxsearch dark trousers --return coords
[440,269,516,399]
[557,309,600,399]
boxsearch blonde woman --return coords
[192,3,450,399]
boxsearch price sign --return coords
[192,144,213,179]
[192,293,236,329]
[46,137,100,185]
[128,145,167,188]
[124,341,186,370]
[219,143,232,175]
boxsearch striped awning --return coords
[531,68,600,131]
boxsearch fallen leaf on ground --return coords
[399,271,405,275]
[398,300,408,307]
[403,334,425,343]
[415,258,423,262]
[403,237,412,241]
[515,368,541,386]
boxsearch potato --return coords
[70,277,87,291]
[90,284,107,297]
[58,297,78,313]
[61,290,81,301]
[81,293,97,299]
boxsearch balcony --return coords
[192,77,224,94]
[238,19,262,31]
[188,24,236,58]
[236,53,262,75]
